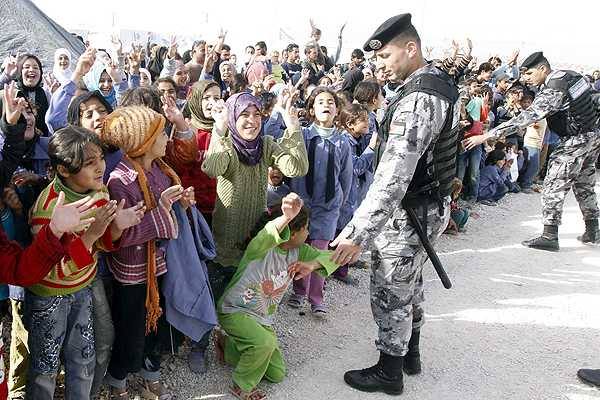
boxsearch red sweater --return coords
[166,128,217,216]
[0,224,92,287]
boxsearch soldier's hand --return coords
[463,134,488,151]
[331,234,361,265]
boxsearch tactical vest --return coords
[377,68,459,211]
[545,70,600,137]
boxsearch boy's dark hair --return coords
[477,62,494,74]
[259,92,277,114]
[182,50,192,64]
[221,44,231,52]
[155,76,178,92]
[353,80,381,105]
[351,49,364,60]
[120,87,163,114]
[305,87,341,123]
[245,45,256,54]
[494,141,507,151]
[286,43,299,53]
[255,41,267,54]
[245,203,311,250]
[485,149,506,166]
[340,103,369,128]
[231,73,249,94]
[49,125,104,175]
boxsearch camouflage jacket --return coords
[339,63,460,248]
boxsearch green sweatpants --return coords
[218,312,286,392]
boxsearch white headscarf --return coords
[53,48,73,84]
[139,68,152,86]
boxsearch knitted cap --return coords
[100,106,166,158]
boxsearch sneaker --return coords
[311,304,327,319]
[287,294,304,309]
[521,235,559,252]
[577,369,600,388]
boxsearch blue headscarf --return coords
[83,61,117,107]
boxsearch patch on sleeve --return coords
[568,77,590,100]
[389,111,410,136]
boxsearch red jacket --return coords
[0,224,92,287]
[166,128,217,216]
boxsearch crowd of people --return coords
[0,17,599,400]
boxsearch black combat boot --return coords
[577,369,600,388]
[403,330,421,375]
[522,225,559,251]
[344,352,404,395]
[577,219,600,244]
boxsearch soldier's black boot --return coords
[577,369,600,388]
[403,330,421,375]
[577,219,600,244]
[344,352,404,395]
[522,225,559,251]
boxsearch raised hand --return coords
[338,22,347,38]
[168,35,178,59]
[2,53,19,78]
[48,192,97,238]
[282,84,300,130]
[43,73,60,93]
[159,185,184,211]
[3,82,29,125]
[113,199,145,231]
[111,33,123,56]
[72,48,96,82]
[465,38,473,56]
[105,61,122,84]
[211,99,228,135]
[161,94,187,132]
[128,48,142,74]
[180,187,196,210]
[280,192,303,221]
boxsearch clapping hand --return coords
[48,192,97,239]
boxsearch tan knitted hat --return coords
[100,106,166,158]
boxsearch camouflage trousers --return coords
[370,199,450,357]
[542,132,600,225]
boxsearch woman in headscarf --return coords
[0,54,50,136]
[82,60,127,109]
[167,80,220,225]
[52,48,74,85]
[201,91,308,274]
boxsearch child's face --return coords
[149,131,169,159]
[236,105,262,140]
[173,63,189,87]
[140,73,151,87]
[496,159,506,168]
[201,85,221,119]
[268,167,283,186]
[80,97,109,135]
[287,222,309,248]
[312,92,337,126]
[21,58,41,87]
[98,71,113,97]
[62,143,106,193]
[347,115,369,136]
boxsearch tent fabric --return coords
[0,0,86,69]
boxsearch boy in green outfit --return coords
[217,193,340,400]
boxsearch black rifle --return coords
[402,203,452,289]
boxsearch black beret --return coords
[363,13,414,52]
[520,51,546,70]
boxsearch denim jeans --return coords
[457,145,483,201]
[521,146,541,189]
[24,287,95,400]
[90,276,114,396]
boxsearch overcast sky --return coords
[32,0,599,69]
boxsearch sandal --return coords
[287,294,304,309]
[139,380,173,400]
[213,328,226,364]
[230,384,267,400]
[311,304,327,319]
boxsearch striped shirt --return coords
[106,159,178,284]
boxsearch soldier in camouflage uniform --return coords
[465,51,600,251]
[331,14,460,395]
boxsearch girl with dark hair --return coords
[478,149,511,205]
[287,87,353,317]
